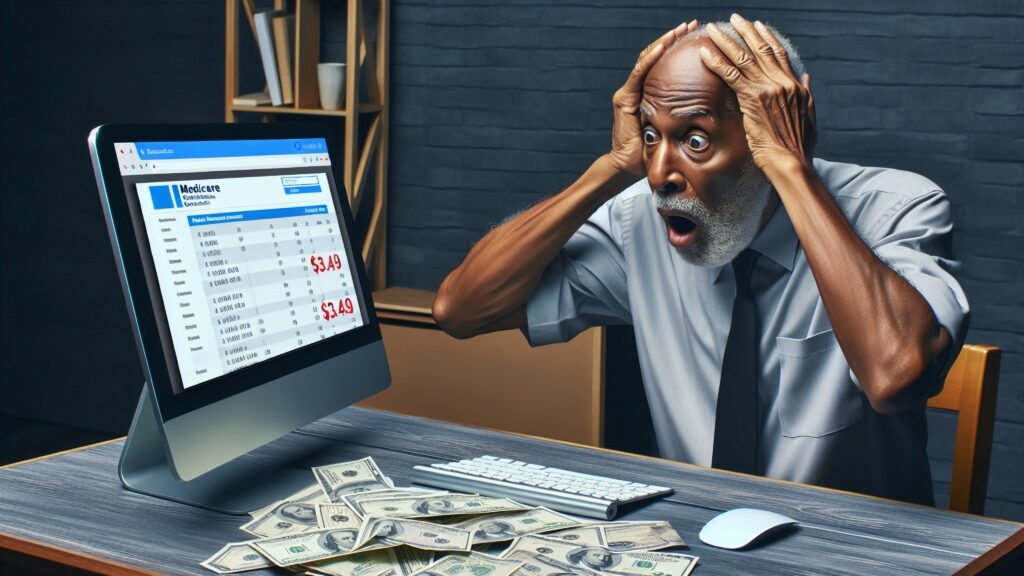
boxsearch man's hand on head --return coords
[698,14,816,171]
[608,19,700,176]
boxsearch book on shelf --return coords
[232,91,272,106]
[272,13,295,105]
[254,10,284,106]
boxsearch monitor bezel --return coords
[91,123,384,421]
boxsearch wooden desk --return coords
[1,408,1022,575]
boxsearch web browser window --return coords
[113,139,366,392]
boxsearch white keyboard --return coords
[410,455,673,519]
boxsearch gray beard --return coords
[653,162,771,267]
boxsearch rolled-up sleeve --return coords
[525,197,632,346]
[870,190,970,392]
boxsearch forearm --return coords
[765,157,950,413]
[433,154,637,338]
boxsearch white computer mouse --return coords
[698,508,797,550]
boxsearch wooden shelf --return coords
[225,0,390,290]
[372,287,435,324]
[230,103,383,116]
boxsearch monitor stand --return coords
[118,385,315,515]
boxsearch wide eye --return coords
[643,128,660,145]
[685,133,710,152]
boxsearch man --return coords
[567,547,621,571]
[275,502,318,526]
[319,529,359,553]
[413,497,455,515]
[473,520,517,541]
[372,519,403,539]
[433,14,968,505]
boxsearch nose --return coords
[646,140,687,196]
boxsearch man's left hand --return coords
[699,14,816,171]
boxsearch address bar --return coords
[151,154,309,172]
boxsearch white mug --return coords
[317,63,346,110]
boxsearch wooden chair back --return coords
[927,344,1001,515]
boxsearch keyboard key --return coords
[409,457,674,520]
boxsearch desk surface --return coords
[1,407,1022,575]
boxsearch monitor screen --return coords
[113,138,367,393]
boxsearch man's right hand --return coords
[608,20,699,176]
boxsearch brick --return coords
[972,88,1024,116]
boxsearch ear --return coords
[801,73,817,160]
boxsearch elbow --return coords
[431,290,477,340]
[859,349,931,415]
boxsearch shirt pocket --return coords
[776,329,864,438]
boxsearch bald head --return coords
[641,21,805,119]
[668,21,806,78]
[642,35,740,120]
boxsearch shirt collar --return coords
[713,202,799,284]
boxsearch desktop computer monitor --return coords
[88,123,390,514]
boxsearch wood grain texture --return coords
[926,345,1002,515]
[0,408,1021,575]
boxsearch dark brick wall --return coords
[386,1,1024,520]
[0,0,226,434]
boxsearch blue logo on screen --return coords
[149,185,184,209]
[150,185,173,209]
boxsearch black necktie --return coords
[712,249,760,474]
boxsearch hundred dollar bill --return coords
[304,548,397,576]
[344,488,450,518]
[502,535,698,576]
[357,493,530,520]
[451,507,583,544]
[242,486,329,538]
[354,516,473,552]
[503,550,601,576]
[314,457,395,502]
[200,541,273,574]
[541,525,606,547]
[249,483,329,519]
[392,546,434,576]
[411,552,523,576]
[306,547,433,576]
[253,527,395,567]
[317,503,365,530]
[599,522,686,551]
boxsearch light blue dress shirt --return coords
[525,158,969,504]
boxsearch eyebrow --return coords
[670,107,713,119]
[638,104,714,119]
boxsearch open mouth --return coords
[660,212,700,247]
[667,215,697,235]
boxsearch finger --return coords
[698,45,751,91]
[753,20,797,83]
[623,22,691,96]
[802,73,817,127]
[802,73,818,154]
[705,22,764,81]
[729,14,785,81]
[619,42,666,106]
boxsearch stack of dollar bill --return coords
[201,456,699,576]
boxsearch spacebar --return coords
[410,465,617,520]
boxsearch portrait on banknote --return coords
[567,547,621,570]
[413,497,456,514]
[319,529,360,553]
[473,520,516,541]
